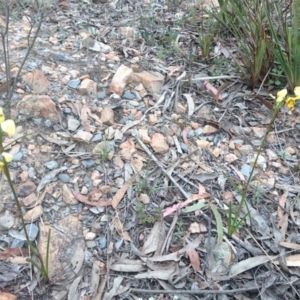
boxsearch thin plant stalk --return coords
[228,102,283,237]
[0,126,50,283]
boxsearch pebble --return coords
[28,167,36,178]
[33,118,43,126]
[123,90,136,100]
[68,118,81,131]
[58,173,70,183]
[115,178,124,188]
[97,236,107,249]
[63,108,72,114]
[13,152,23,161]
[68,79,81,89]
[45,161,59,170]
[21,224,39,241]
[180,143,188,152]
[86,241,97,248]
[113,169,122,178]
[0,210,14,230]
[187,129,195,138]
[81,159,96,169]
[44,120,52,127]
[97,91,106,100]
[92,133,103,142]
[53,54,75,62]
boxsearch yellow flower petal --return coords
[1,119,16,136]
[2,152,13,163]
[276,89,288,103]
[269,93,276,100]
[0,161,3,171]
[286,97,295,110]
[294,86,300,96]
[0,107,5,123]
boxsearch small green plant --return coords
[99,137,111,161]
[190,8,217,59]
[267,66,285,86]
[173,221,183,239]
[227,87,300,236]
[0,108,50,282]
[136,202,162,224]
[157,45,168,60]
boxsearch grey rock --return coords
[27,62,38,70]
[97,236,107,249]
[0,210,14,230]
[44,120,52,127]
[53,125,61,131]
[86,241,97,248]
[187,129,195,138]
[63,108,72,114]
[133,90,142,100]
[123,90,136,100]
[10,239,25,248]
[180,143,188,152]
[28,167,36,178]
[20,224,39,241]
[195,128,203,136]
[33,118,43,126]
[68,118,80,131]
[81,159,95,169]
[127,114,135,121]
[58,173,70,183]
[45,161,59,170]
[239,145,253,155]
[97,91,106,100]
[113,169,122,178]
[68,79,80,89]
[13,152,23,161]
[53,54,75,62]
[92,133,103,142]
[115,178,124,188]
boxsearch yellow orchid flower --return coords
[269,88,288,103]
[0,152,14,171]
[294,86,300,96]
[286,97,296,110]
[1,119,16,137]
[0,108,16,137]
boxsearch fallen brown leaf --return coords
[112,174,137,208]
[187,248,201,272]
[72,190,112,207]
[0,248,29,260]
[113,216,132,241]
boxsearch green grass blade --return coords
[209,202,223,245]
[184,201,207,213]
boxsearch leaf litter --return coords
[0,0,300,299]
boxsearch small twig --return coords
[160,212,178,255]
[182,75,240,82]
[130,286,260,295]
[7,9,45,101]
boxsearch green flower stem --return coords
[228,101,283,237]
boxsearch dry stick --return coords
[160,212,178,255]
[0,3,10,91]
[130,286,260,295]
[7,9,45,101]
